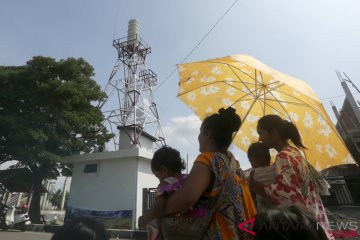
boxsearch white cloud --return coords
[162,115,251,173]
[162,115,201,148]
[162,114,203,172]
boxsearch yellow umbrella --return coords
[177,55,356,170]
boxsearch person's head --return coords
[151,146,185,181]
[247,142,271,168]
[199,107,241,152]
[253,205,328,240]
[51,217,109,240]
[257,115,306,150]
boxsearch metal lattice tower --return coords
[100,19,165,150]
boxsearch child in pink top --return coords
[138,146,206,239]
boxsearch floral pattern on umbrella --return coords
[177,55,356,170]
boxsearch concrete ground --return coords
[326,206,360,240]
[0,230,131,240]
[327,205,360,220]
[4,206,357,240]
[0,231,53,240]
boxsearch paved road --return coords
[0,231,130,240]
[0,231,53,240]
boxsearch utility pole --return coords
[60,177,68,211]
[41,181,51,210]
[336,70,360,124]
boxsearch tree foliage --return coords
[0,56,113,222]
[49,189,62,210]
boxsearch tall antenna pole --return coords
[100,19,166,150]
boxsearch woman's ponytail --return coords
[258,115,306,149]
[282,120,306,149]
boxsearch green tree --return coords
[49,189,62,210]
[0,56,113,222]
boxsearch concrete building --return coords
[322,72,360,206]
[65,131,158,229]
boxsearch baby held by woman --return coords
[138,146,206,240]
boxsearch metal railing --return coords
[322,177,360,206]
[142,188,157,213]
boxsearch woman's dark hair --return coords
[51,217,109,240]
[247,142,271,164]
[151,146,186,173]
[253,205,328,240]
[202,107,241,150]
[258,115,306,149]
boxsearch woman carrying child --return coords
[161,107,256,239]
[138,146,207,239]
[249,115,332,239]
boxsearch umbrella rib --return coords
[255,69,259,98]
[214,61,258,81]
[257,98,288,119]
[258,83,312,107]
[258,99,309,163]
[262,83,279,115]
[254,82,336,136]
[259,71,264,85]
[178,80,256,97]
[270,87,320,109]
[238,97,259,130]
[262,85,337,141]
[258,83,284,116]
[264,99,310,107]
[179,62,279,98]
[178,81,219,96]
[257,83,284,96]
[256,70,265,114]
[259,71,271,115]
[260,86,343,157]
[222,81,257,98]
[260,84,337,133]
[222,61,281,88]
[264,88,293,122]
[228,64,257,98]
[260,83,318,109]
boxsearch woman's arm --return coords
[164,162,212,215]
[248,178,278,205]
[248,170,279,205]
[248,178,266,197]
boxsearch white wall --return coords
[136,157,158,226]
[66,148,158,229]
[67,158,137,212]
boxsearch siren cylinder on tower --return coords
[127,19,140,43]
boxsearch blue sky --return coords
[1,0,360,174]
